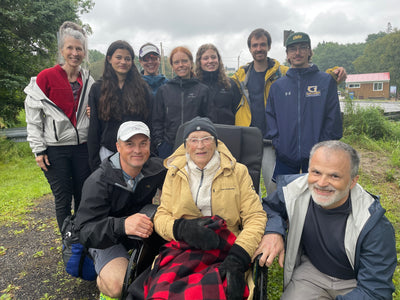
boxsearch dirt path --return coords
[0,194,99,300]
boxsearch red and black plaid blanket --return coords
[143,215,249,300]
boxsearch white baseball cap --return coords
[139,43,160,59]
[117,121,150,141]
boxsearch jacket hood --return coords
[167,76,200,88]
[164,140,236,175]
[24,77,49,102]
[235,58,285,89]
[99,152,165,190]
[286,63,320,78]
[143,74,167,83]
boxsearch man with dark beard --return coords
[253,140,396,299]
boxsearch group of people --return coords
[23,20,396,300]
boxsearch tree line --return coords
[312,30,400,92]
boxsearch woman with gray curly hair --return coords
[24,21,94,231]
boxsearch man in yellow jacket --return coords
[232,28,347,195]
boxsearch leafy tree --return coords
[312,42,365,75]
[0,0,93,127]
[89,49,105,63]
[88,49,105,80]
[366,31,387,44]
[353,30,400,93]
[89,60,104,81]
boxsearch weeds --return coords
[343,98,400,141]
[33,250,44,258]
[40,293,55,300]
[386,169,396,182]
[1,284,20,295]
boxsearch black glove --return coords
[219,244,251,300]
[173,218,220,250]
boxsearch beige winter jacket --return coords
[154,140,267,257]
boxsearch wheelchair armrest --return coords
[127,204,159,241]
[253,254,268,276]
[253,254,269,300]
[263,139,273,147]
[138,203,158,220]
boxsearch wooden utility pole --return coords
[237,50,242,70]
[283,30,294,46]
[160,42,166,75]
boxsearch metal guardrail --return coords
[0,127,28,142]
[1,110,400,143]
[385,111,400,121]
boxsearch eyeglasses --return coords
[287,45,310,53]
[186,136,215,145]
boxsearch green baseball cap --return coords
[285,32,311,47]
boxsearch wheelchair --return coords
[121,124,269,300]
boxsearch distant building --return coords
[225,66,236,76]
[346,72,390,99]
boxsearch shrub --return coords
[343,101,397,140]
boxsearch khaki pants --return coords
[261,141,276,195]
[281,255,357,300]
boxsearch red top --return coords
[36,64,82,126]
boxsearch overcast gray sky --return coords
[80,0,399,69]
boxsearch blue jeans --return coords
[43,144,91,231]
[272,158,309,182]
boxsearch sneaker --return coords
[99,292,119,300]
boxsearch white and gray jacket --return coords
[24,69,94,154]
[263,174,396,299]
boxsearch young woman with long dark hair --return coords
[87,40,152,170]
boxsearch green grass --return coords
[0,138,51,226]
[16,110,27,127]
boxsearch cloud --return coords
[307,12,368,43]
[80,0,400,67]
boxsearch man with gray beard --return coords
[252,140,396,299]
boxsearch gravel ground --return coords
[0,194,99,300]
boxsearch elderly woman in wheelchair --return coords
[136,117,267,300]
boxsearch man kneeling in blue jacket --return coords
[253,140,396,299]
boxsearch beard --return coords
[252,51,267,62]
[309,182,351,208]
